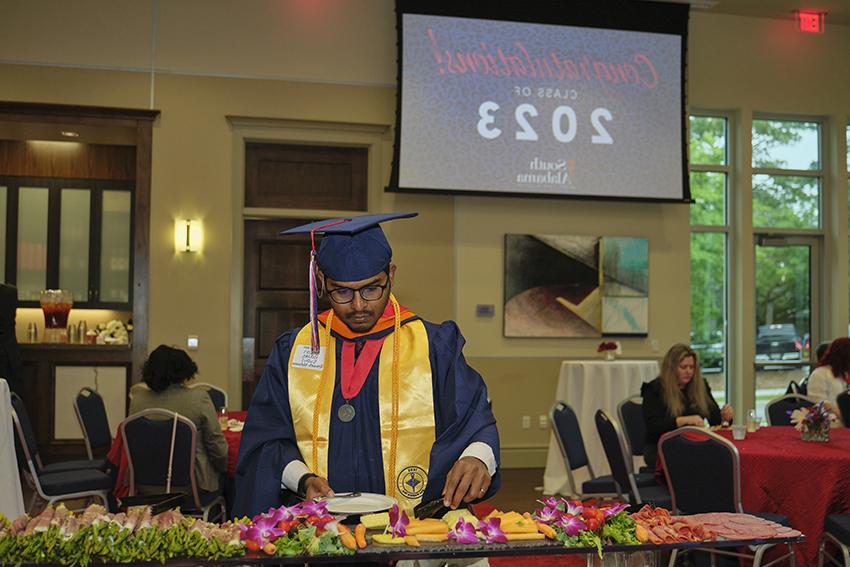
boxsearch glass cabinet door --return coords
[3,179,133,308]
[100,190,131,303]
[17,186,49,301]
[59,188,91,303]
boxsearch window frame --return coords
[688,112,731,401]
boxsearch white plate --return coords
[323,492,396,515]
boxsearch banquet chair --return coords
[73,387,112,460]
[122,409,225,521]
[11,405,112,511]
[550,401,619,497]
[818,515,850,566]
[593,409,671,509]
[658,427,796,567]
[616,395,654,474]
[191,382,228,412]
[11,392,108,473]
[765,394,815,426]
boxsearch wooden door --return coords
[242,219,330,407]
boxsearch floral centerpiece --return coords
[95,319,132,345]
[597,341,622,361]
[789,401,834,442]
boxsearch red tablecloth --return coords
[107,411,246,498]
[711,426,850,567]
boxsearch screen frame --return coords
[387,0,692,204]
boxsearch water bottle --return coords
[27,322,38,343]
[77,321,88,344]
[68,325,78,344]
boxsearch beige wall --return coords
[2,2,849,466]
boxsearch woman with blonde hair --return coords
[641,343,734,468]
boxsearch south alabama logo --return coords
[396,465,428,499]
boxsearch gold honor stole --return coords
[288,316,436,509]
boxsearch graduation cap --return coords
[279,212,417,350]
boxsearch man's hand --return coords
[304,476,334,501]
[442,456,490,510]
[720,404,734,423]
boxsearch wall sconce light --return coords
[174,219,203,252]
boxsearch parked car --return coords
[692,342,724,374]
[755,324,803,363]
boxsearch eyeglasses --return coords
[326,281,389,304]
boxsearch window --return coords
[689,115,728,405]
[752,119,821,229]
[2,176,133,308]
[752,118,822,416]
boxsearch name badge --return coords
[292,345,326,370]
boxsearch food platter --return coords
[323,492,396,515]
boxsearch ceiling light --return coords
[60,131,80,138]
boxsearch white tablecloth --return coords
[543,359,659,495]
[0,379,25,519]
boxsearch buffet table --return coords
[716,426,850,567]
[543,359,658,494]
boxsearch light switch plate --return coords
[476,304,495,317]
[187,335,199,350]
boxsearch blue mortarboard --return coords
[279,212,417,350]
[279,212,417,281]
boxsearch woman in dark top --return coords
[641,343,734,468]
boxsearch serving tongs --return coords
[314,492,361,502]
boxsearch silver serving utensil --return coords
[315,492,361,502]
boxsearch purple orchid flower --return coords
[240,515,285,544]
[266,505,295,523]
[291,499,329,518]
[388,504,409,537]
[449,517,480,544]
[601,503,629,519]
[539,496,562,509]
[557,514,588,537]
[478,517,508,544]
[533,505,562,524]
[563,500,584,516]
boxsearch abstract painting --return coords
[504,234,648,337]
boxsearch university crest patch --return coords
[396,465,428,499]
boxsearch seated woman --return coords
[806,337,850,425]
[129,345,228,493]
[641,343,734,468]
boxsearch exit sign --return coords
[796,10,825,33]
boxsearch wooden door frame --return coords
[0,101,160,379]
[227,116,391,409]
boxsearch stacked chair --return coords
[550,401,656,499]
[73,387,113,460]
[616,395,654,474]
[658,426,796,566]
[594,409,671,509]
[10,393,112,511]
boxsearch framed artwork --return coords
[504,234,649,337]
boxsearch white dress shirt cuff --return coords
[460,442,497,477]
[281,460,311,493]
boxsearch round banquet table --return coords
[714,425,850,567]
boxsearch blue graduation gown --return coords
[232,317,500,518]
